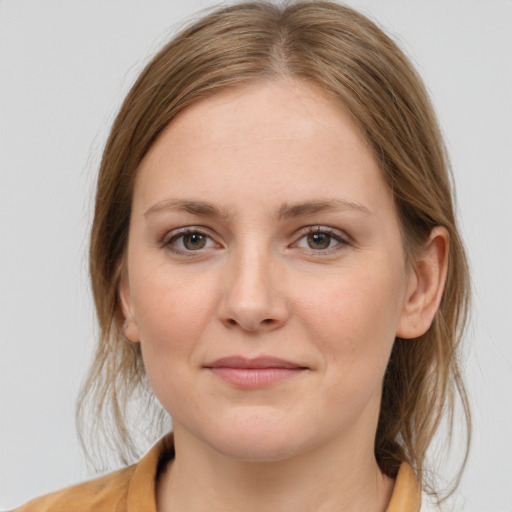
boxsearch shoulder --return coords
[13,465,137,512]
[12,433,174,512]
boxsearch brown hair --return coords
[78,0,471,499]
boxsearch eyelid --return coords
[162,226,210,243]
[162,226,221,255]
[160,224,352,257]
[295,225,350,241]
[291,225,352,253]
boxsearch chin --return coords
[199,414,315,463]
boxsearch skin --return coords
[120,79,448,512]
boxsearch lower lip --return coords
[208,367,306,388]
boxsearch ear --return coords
[118,274,141,343]
[396,226,449,339]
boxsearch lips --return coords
[204,357,308,388]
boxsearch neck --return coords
[156,427,394,512]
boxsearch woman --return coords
[15,1,470,511]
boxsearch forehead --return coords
[165,79,357,140]
[134,79,389,216]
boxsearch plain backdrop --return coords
[1,0,511,510]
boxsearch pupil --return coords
[184,233,206,250]
[308,233,330,249]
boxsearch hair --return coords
[77,0,471,501]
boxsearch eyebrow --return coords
[277,199,373,219]
[144,198,373,220]
[144,199,232,219]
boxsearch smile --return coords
[204,357,309,389]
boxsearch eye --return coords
[164,229,218,254]
[294,227,348,252]
[305,232,333,250]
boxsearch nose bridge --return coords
[234,242,272,301]
[219,238,287,331]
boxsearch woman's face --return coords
[121,80,417,461]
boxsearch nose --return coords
[218,248,289,333]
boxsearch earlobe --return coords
[119,277,141,343]
[396,226,449,339]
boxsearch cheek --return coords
[294,261,405,377]
[130,270,219,416]
[130,264,218,373]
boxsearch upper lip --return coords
[204,356,307,369]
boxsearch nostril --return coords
[224,317,276,328]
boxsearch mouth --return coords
[203,356,309,389]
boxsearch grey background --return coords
[1,0,511,510]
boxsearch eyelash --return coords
[162,227,217,256]
[162,226,351,257]
[293,226,350,255]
